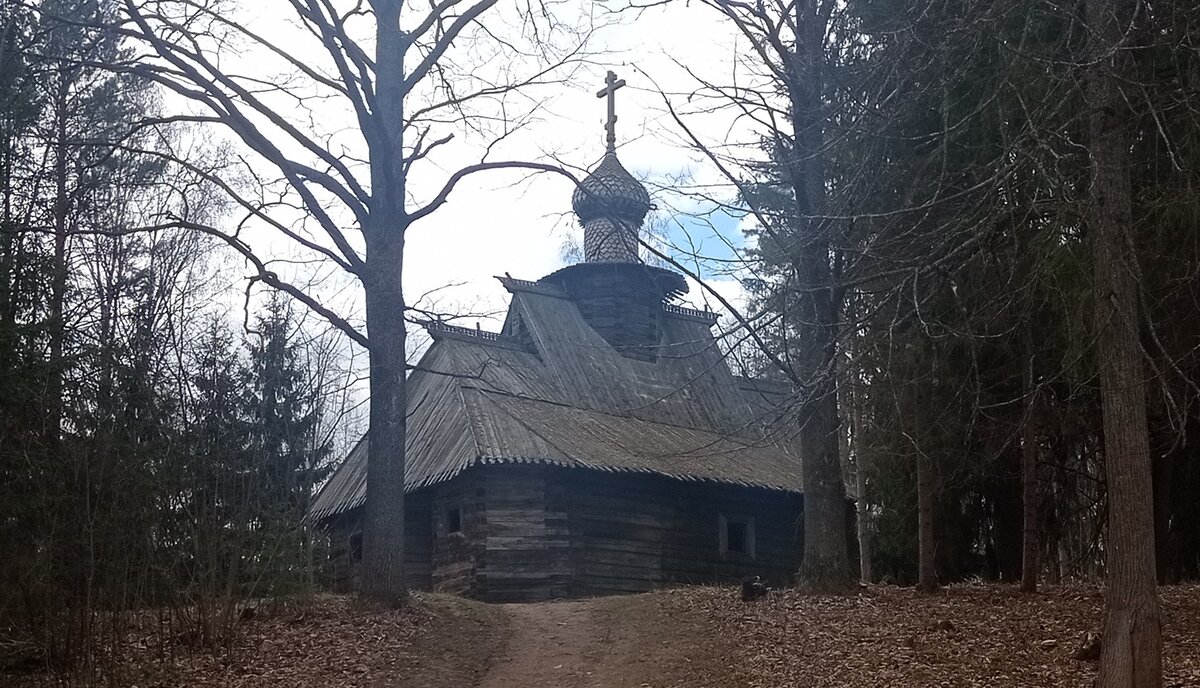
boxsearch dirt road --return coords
[477,593,741,688]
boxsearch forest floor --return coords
[6,584,1200,687]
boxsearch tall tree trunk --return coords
[791,0,852,592]
[853,398,872,584]
[361,263,408,604]
[359,0,408,604]
[1086,0,1162,683]
[1021,327,1039,592]
[1151,454,1171,584]
[47,85,69,441]
[914,370,937,593]
[916,448,938,593]
[0,107,15,345]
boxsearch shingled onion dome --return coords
[572,151,651,263]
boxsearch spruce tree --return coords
[247,294,330,594]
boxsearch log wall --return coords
[325,465,815,602]
[471,465,803,601]
[325,491,433,592]
[473,468,572,601]
[430,478,484,594]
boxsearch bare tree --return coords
[116,0,592,601]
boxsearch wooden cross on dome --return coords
[596,70,626,152]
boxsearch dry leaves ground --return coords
[5,584,1199,687]
[677,583,1200,688]
[5,593,507,688]
[155,593,507,688]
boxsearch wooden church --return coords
[309,73,808,602]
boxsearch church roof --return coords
[572,151,652,229]
[309,278,802,523]
[573,151,652,263]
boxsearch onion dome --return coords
[572,151,651,263]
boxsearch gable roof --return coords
[309,278,802,523]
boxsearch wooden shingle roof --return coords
[309,280,802,522]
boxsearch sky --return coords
[393,2,761,327]
[190,0,771,339]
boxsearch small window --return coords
[719,514,755,559]
[446,506,462,535]
[727,520,748,554]
[349,532,363,561]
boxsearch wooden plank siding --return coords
[560,468,803,596]
[474,468,572,601]
[324,465,827,602]
[430,477,484,594]
[446,465,803,601]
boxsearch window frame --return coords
[445,504,463,535]
[718,513,756,560]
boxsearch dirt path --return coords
[477,593,743,688]
[478,601,599,688]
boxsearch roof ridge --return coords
[495,274,568,298]
[662,302,719,323]
[421,319,530,351]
